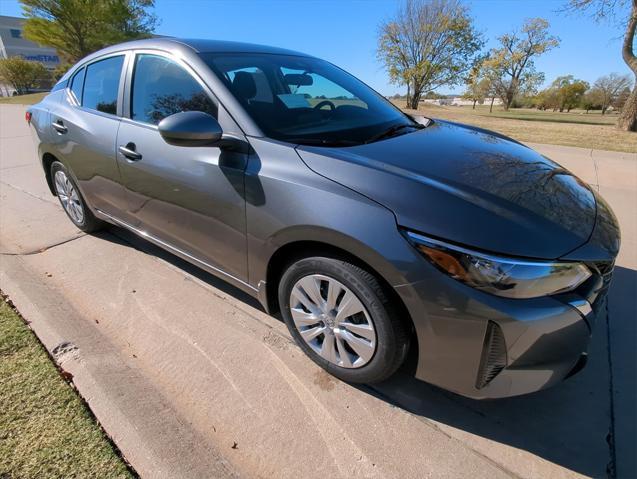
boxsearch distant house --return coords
[450,97,503,107]
[422,98,453,106]
[0,15,61,96]
[421,97,503,107]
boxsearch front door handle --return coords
[52,120,67,134]
[119,143,142,161]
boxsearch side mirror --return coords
[158,111,223,147]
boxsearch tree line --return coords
[1,0,635,132]
[464,72,632,115]
[377,0,637,131]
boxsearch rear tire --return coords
[278,256,409,384]
[51,161,104,233]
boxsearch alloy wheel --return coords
[289,274,377,368]
[54,170,84,224]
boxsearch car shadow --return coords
[364,265,636,478]
[94,227,636,478]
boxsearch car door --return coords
[49,53,131,221]
[116,51,249,283]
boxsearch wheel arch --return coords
[42,151,59,195]
[263,239,418,363]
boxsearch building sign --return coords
[21,54,60,64]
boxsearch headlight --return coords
[405,231,592,299]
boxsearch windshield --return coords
[201,53,417,146]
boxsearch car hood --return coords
[296,120,601,260]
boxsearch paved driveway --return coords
[1,104,635,478]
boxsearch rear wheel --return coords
[51,161,104,233]
[279,256,409,384]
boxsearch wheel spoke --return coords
[298,275,324,307]
[335,335,353,367]
[320,333,337,363]
[54,173,67,196]
[325,278,342,311]
[335,291,365,323]
[340,322,375,341]
[290,307,320,327]
[337,329,375,363]
[300,325,325,342]
[71,202,84,222]
[291,285,319,314]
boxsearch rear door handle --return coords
[119,143,142,161]
[52,120,67,134]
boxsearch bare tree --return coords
[482,18,560,110]
[591,73,633,113]
[377,0,483,110]
[564,0,637,131]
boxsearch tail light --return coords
[25,111,32,123]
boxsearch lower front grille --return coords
[476,321,507,389]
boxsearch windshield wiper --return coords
[364,122,425,144]
[292,138,361,147]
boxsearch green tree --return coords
[20,0,158,64]
[377,0,483,110]
[482,18,560,111]
[564,0,637,130]
[581,89,603,112]
[463,64,491,109]
[535,87,561,110]
[551,75,589,111]
[0,57,49,94]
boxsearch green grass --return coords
[0,297,134,479]
[0,92,47,105]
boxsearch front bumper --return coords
[395,260,612,399]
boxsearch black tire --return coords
[50,161,104,233]
[279,256,410,384]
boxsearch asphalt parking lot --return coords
[1,103,635,478]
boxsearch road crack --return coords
[0,234,87,256]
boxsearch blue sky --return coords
[0,0,631,95]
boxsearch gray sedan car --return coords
[27,38,620,399]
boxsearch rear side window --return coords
[131,54,217,125]
[83,55,124,115]
[69,67,85,104]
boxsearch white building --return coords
[0,15,61,96]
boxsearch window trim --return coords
[122,49,220,129]
[68,67,85,106]
[65,51,129,120]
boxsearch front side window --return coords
[83,55,124,115]
[131,54,217,125]
[69,67,85,104]
[203,53,412,145]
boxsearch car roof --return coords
[175,38,311,56]
[88,37,310,60]
[59,37,313,83]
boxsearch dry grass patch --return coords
[398,103,637,153]
[0,92,48,105]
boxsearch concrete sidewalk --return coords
[1,103,635,478]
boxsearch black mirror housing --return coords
[158,111,223,147]
[283,73,313,86]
